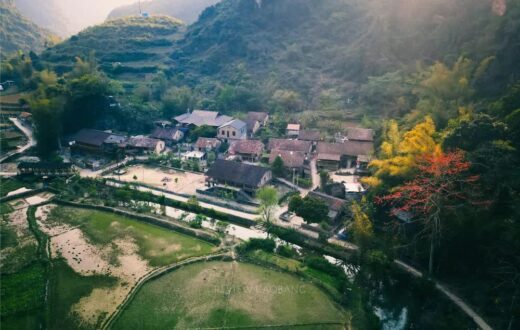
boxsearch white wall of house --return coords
[218,125,247,140]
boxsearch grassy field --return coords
[113,261,347,329]
[47,206,217,266]
[47,260,118,330]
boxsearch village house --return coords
[17,162,75,177]
[206,160,272,193]
[18,112,32,125]
[298,130,321,144]
[308,191,346,222]
[347,127,374,142]
[218,119,247,141]
[268,138,312,156]
[150,127,184,146]
[245,111,269,136]
[195,137,221,152]
[335,127,374,143]
[286,123,301,137]
[228,140,264,162]
[316,141,373,171]
[269,149,309,176]
[174,110,233,128]
[71,129,127,155]
[124,136,165,155]
[182,151,206,162]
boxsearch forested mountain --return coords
[40,0,519,109]
[0,0,55,56]
[14,0,72,37]
[41,16,184,78]
[108,0,220,24]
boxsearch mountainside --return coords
[172,0,519,101]
[14,0,71,37]
[41,16,184,79]
[40,0,519,105]
[107,0,220,24]
[0,0,54,56]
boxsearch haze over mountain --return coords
[108,0,221,24]
[0,0,55,55]
[14,0,135,36]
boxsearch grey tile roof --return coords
[316,141,373,157]
[174,110,233,127]
[268,139,312,153]
[150,127,181,141]
[206,160,270,187]
[229,140,264,156]
[298,130,321,141]
[269,149,306,168]
[73,129,111,147]
[220,119,246,130]
[346,127,374,142]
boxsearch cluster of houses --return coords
[67,109,374,186]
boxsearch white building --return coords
[218,119,247,141]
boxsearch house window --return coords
[221,130,225,135]
[233,131,236,137]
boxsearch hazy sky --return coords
[55,0,137,32]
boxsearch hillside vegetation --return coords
[39,0,519,111]
[108,0,220,24]
[0,0,55,56]
[41,16,184,78]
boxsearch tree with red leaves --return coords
[378,150,486,274]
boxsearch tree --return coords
[351,200,373,249]
[378,150,485,274]
[291,196,329,224]
[319,171,330,191]
[188,125,217,142]
[257,186,278,224]
[271,156,285,177]
[364,116,439,187]
[30,97,64,158]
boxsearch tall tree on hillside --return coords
[31,98,64,158]
[378,150,486,274]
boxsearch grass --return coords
[249,249,302,272]
[0,262,47,317]
[47,259,118,330]
[0,203,14,215]
[112,261,347,329]
[47,206,217,266]
[0,177,36,197]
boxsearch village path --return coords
[105,181,259,221]
[0,118,36,163]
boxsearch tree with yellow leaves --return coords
[362,116,440,187]
[351,199,373,249]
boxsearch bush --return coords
[304,256,344,278]
[276,244,297,258]
[242,238,276,253]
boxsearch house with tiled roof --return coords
[206,160,272,193]
[150,127,184,145]
[298,130,321,143]
[228,140,264,162]
[268,138,312,155]
[195,137,221,152]
[218,119,247,141]
[71,129,127,155]
[174,110,233,128]
[286,123,301,137]
[245,111,269,136]
[269,149,310,176]
[346,127,374,142]
[316,141,373,170]
[124,136,165,155]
